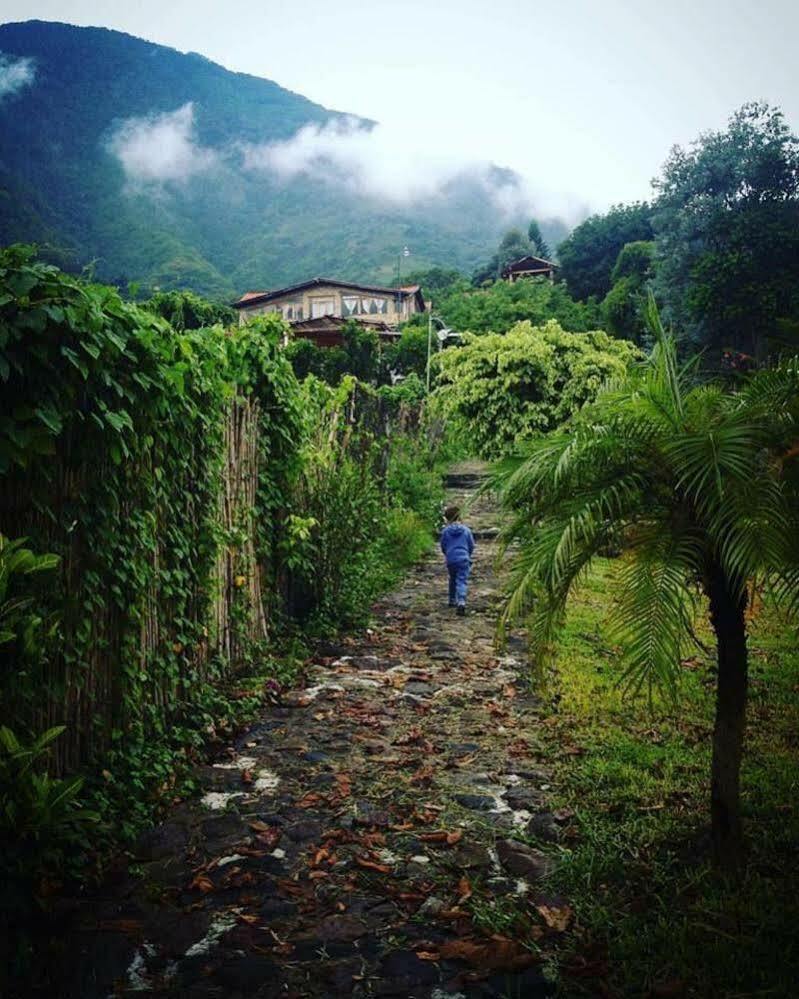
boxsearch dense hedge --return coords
[0,246,305,776]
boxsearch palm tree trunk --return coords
[706,563,749,871]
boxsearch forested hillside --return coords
[0,20,567,297]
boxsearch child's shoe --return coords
[456,605,466,617]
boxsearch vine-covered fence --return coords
[0,248,397,775]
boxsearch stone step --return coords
[443,472,487,490]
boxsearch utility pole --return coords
[396,246,409,319]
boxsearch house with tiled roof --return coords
[233,277,426,346]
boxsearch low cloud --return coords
[108,102,218,184]
[0,53,35,100]
[241,116,541,213]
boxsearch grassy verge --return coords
[531,559,799,998]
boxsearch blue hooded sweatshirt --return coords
[440,522,475,566]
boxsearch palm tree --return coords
[491,308,799,870]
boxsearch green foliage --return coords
[527,218,551,260]
[493,326,799,686]
[472,227,534,285]
[0,535,59,652]
[385,327,429,379]
[652,101,799,359]
[0,244,302,800]
[557,202,654,301]
[0,724,95,976]
[610,239,655,285]
[284,323,384,386]
[602,240,655,342]
[435,275,602,336]
[0,725,90,881]
[379,372,427,413]
[0,246,449,875]
[142,289,236,330]
[435,320,639,456]
[402,267,469,303]
[491,320,799,863]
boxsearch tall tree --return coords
[527,219,551,260]
[653,102,799,360]
[601,240,655,342]
[472,229,534,286]
[491,312,799,870]
[558,203,654,301]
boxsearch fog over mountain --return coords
[0,20,575,297]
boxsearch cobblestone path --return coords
[56,464,570,999]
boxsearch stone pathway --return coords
[56,464,573,998]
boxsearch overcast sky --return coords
[3,0,798,213]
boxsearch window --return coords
[311,298,335,319]
[363,296,388,315]
[282,301,302,320]
[342,295,360,317]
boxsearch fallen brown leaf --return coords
[189,874,214,893]
[439,934,538,971]
[536,902,573,932]
[355,855,392,874]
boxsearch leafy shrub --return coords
[435,319,640,457]
[436,276,602,336]
[0,725,94,977]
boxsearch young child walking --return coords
[439,504,475,616]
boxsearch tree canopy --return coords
[435,275,602,336]
[557,202,654,301]
[601,240,655,342]
[652,101,799,359]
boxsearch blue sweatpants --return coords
[448,560,471,606]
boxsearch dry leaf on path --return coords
[188,874,214,893]
[355,855,392,874]
[438,934,538,971]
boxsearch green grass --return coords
[536,560,799,999]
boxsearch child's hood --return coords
[444,523,468,537]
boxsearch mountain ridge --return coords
[0,20,569,298]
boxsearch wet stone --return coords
[454,793,496,811]
[449,742,480,756]
[135,821,190,861]
[353,800,392,827]
[260,897,297,919]
[303,750,330,764]
[396,692,425,707]
[526,812,561,843]
[496,838,552,881]
[201,812,248,843]
[285,819,324,842]
[466,966,555,998]
[404,681,434,695]
[213,955,279,991]
[325,958,363,993]
[308,913,368,942]
[505,787,545,811]
[450,842,492,869]
[377,950,440,995]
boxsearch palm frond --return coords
[610,525,704,704]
